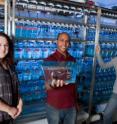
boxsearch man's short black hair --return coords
[57,32,71,42]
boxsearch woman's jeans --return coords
[103,93,117,124]
[46,104,76,124]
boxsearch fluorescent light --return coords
[69,0,86,3]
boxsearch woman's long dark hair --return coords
[0,32,14,65]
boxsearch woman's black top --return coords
[0,64,18,122]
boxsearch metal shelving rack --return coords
[10,0,91,123]
[0,0,4,32]
[0,0,15,37]
[87,6,117,124]
[7,0,117,124]
[87,7,101,124]
[9,0,98,123]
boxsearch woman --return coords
[96,44,117,124]
[0,32,23,124]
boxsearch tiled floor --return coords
[24,119,48,124]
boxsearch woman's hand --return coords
[7,106,18,119]
[96,44,100,54]
[14,98,23,119]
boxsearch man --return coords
[44,32,78,124]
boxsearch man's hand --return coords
[50,69,69,88]
[51,79,68,87]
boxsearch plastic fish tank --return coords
[41,61,79,84]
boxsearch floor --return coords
[20,119,48,124]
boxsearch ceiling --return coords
[69,0,117,10]
[94,0,117,9]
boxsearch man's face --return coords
[57,33,70,53]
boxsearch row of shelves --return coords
[13,2,116,116]
[1,0,116,123]
[16,0,117,18]
[15,16,117,30]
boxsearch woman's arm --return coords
[96,45,114,69]
[0,99,18,119]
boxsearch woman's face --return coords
[0,36,9,59]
